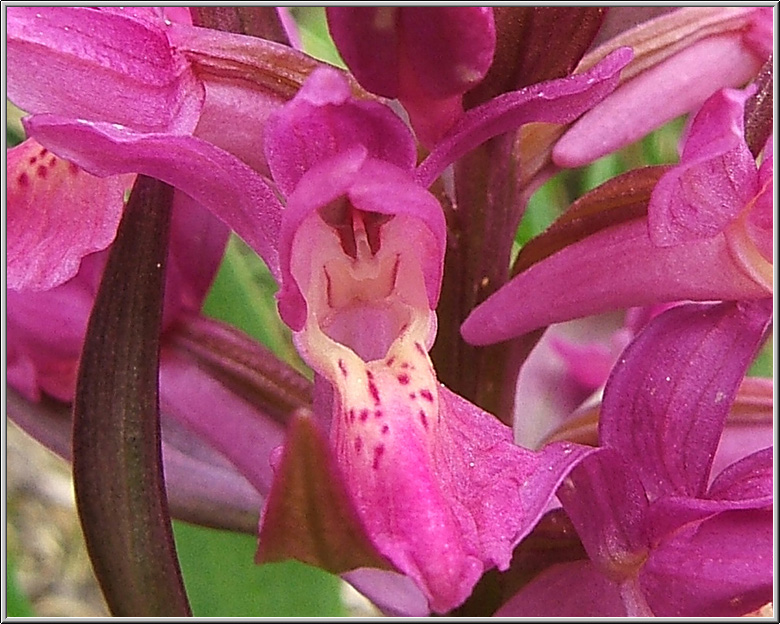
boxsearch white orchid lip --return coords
[291,199,435,369]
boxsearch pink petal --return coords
[7,7,204,133]
[415,47,632,188]
[7,274,96,402]
[164,192,230,321]
[554,34,765,167]
[496,560,627,616]
[706,446,773,503]
[641,509,773,616]
[159,341,286,497]
[327,8,495,101]
[461,218,770,346]
[397,8,496,99]
[647,87,758,246]
[599,300,773,500]
[7,386,263,535]
[513,312,628,449]
[343,569,430,617]
[24,114,283,280]
[711,376,774,478]
[264,66,417,197]
[7,139,131,291]
[326,8,401,98]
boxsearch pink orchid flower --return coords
[463,83,772,346]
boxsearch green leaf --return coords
[748,330,773,378]
[173,521,346,617]
[6,549,35,617]
[291,7,346,67]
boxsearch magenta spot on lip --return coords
[68,162,80,174]
[366,371,380,405]
[400,362,411,369]
[409,392,416,400]
[354,437,363,453]
[374,410,383,419]
[338,359,348,377]
[419,410,428,429]
[348,408,356,423]
[47,156,57,168]
[397,373,410,385]
[381,424,389,434]
[359,409,370,422]
[386,356,395,366]
[17,172,29,187]
[36,165,48,179]
[420,389,434,402]
[372,444,385,469]
[28,156,38,165]
[39,148,48,157]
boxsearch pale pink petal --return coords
[554,35,764,167]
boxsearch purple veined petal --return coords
[415,47,632,188]
[599,300,773,500]
[7,7,204,134]
[461,217,771,346]
[647,87,759,247]
[24,114,283,280]
[7,139,132,292]
[556,449,651,582]
[438,387,598,573]
[554,34,765,168]
[264,66,417,197]
[640,509,773,617]
[495,559,627,617]
[343,568,430,617]
[328,8,495,102]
